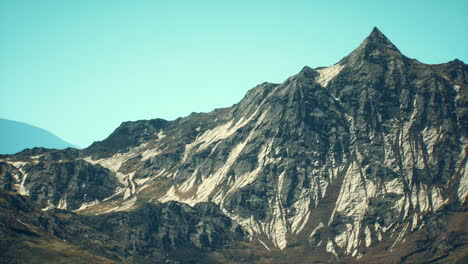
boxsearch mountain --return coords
[0,27,467,263]
[0,118,79,154]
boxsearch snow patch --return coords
[123,172,136,200]
[330,160,379,254]
[326,240,339,259]
[269,198,288,249]
[457,142,468,203]
[17,172,29,196]
[8,161,30,195]
[194,136,250,203]
[290,188,311,234]
[157,130,166,140]
[310,222,324,240]
[316,64,344,87]
[178,168,199,193]
[422,127,440,157]
[364,226,372,247]
[41,201,56,211]
[411,213,419,231]
[74,200,100,211]
[431,187,447,211]
[391,222,409,250]
[163,110,269,206]
[225,138,274,196]
[182,108,260,162]
[84,154,127,176]
[258,239,271,252]
[57,197,68,210]
[140,148,163,161]
[418,184,430,212]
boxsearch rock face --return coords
[0,27,467,263]
[0,189,245,263]
[0,148,122,210]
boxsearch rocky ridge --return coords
[0,27,467,263]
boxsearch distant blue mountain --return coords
[0,118,79,154]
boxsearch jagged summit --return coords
[362,26,399,50]
[339,27,402,66]
[313,27,405,88]
[367,27,392,43]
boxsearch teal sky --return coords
[1,0,467,148]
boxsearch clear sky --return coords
[1,0,467,148]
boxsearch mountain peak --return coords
[369,26,384,38]
[341,27,402,64]
[365,26,394,46]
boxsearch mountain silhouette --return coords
[0,118,78,154]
